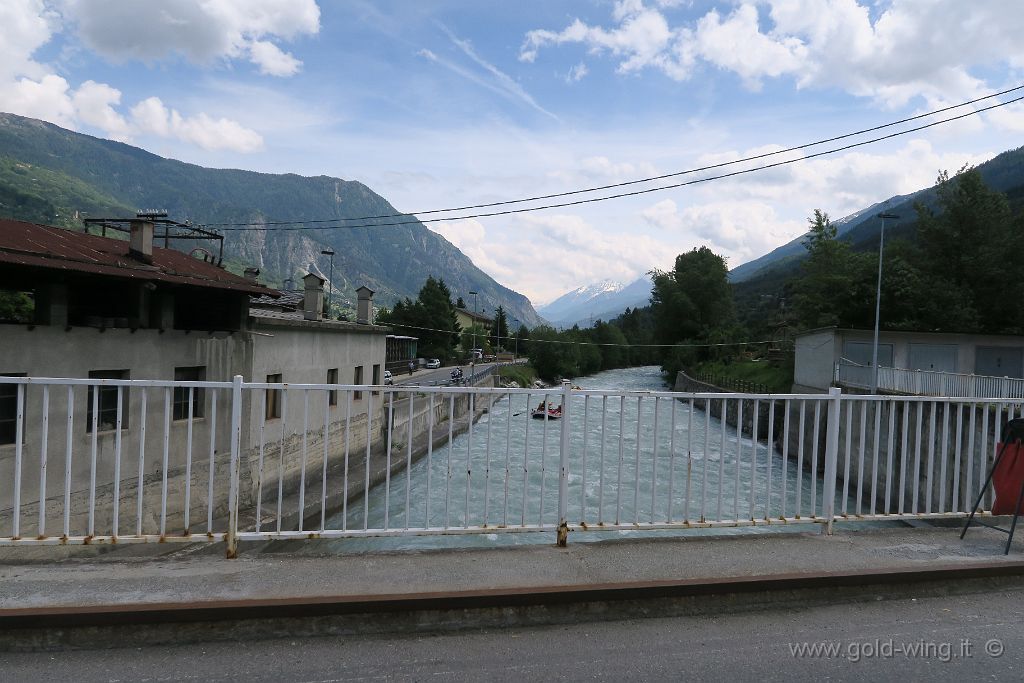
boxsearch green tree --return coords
[514,324,530,357]
[385,277,461,360]
[527,325,577,381]
[650,247,733,374]
[651,247,732,343]
[590,321,629,369]
[490,305,510,351]
[569,326,602,376]
[791,210,858,329]
[0,290,33,323]
[913,166,1023,332]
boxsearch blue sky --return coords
[2,0,1023,304]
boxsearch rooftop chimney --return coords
[303,272,325,321]
[356,285,375,324]
[243,267,260,283]
[129,219,154,264]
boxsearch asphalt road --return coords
[395,361,504,387]
[5,586,1023,682]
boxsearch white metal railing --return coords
[837,359,1024,399]
[0,376,1014,556]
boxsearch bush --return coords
[497,365,536,388]
[692,359,793,393]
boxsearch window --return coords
[327,368,338,406]
[266,373,282,419]
[87,370,129,432]
[353,366,363,400]
[173,366,205,420]
[372,364,381,395]
[0,374,27,445]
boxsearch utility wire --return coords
[208,86,1024,229]
[215,95,1023,233]
[377,320,775,348]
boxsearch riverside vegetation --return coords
[515,164,1024,388]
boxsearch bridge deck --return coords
[1,522,1021,614]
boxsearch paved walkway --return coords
[1,521,1022,612]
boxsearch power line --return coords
[214,94,1023,233]
[207,85,1024,230]
[385,321,776,349]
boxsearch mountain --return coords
[539,275,652,328]
[538,278,623,321]
[0,112,543,327]
[728,192,920,283]
[729,145,1024,283]
[730,144,1024,333]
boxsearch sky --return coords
[1,0,1023,306]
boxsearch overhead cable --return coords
[380,321,775,349]
[207,86,1024,231]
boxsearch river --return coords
[316,366,843,551]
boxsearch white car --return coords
[425,358,441,369]
[383,370,393,385]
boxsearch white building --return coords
[0,218,388,534]
[794,326,1024,394]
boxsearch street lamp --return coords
[512,317,520,361]
[871,213,899,393]
[320,249,335,318]
[468,290,479,357]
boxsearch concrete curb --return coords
[3,561,1024,651]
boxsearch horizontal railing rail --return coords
[837,359,1024,399]
[0,375,1013,556]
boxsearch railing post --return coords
[226,374,243,559]
[557,379,571,547]
[822,387,842,535]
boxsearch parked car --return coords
[383,370,393,385]
[425,358,441,369]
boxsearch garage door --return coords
[908,344,958,373]
[975,346,1024,378]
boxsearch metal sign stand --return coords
[961,418,1024,554]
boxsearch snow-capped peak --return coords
[573,278,624,298]
[537,278,625,320]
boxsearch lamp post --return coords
[871,213,899,393]
[512,317,520,361]
[320,249,335,318]
[468,290,479,357]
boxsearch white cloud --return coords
[521,0,1024,107]
[694,5,804,89]
[249,40,302,77]
[0,0,267,152]
[71,80,131,141]
[435,211,672,303]
[546,154,661,187]
[1,74,76,127]
[566,62,588,83]
[642,198,802,263]
[521,1,696,81]
[62,0,319,76]
[690,139,994,218]
[0,0,54,81]
[130,97,264,152]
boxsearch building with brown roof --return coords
[0,220,390,528]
